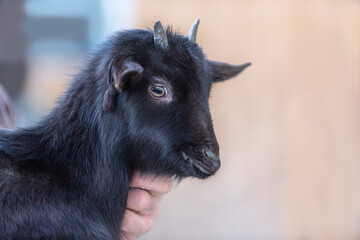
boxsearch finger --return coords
[121,209,154,239]
[120,233,132,240]
[130,172,174,195]
[127,188,160,214]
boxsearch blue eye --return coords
[149,85,168,98]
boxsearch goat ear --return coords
[112,59,144,90]
[103,59,144,111]
[208,60,251,83]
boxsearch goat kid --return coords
[0,20,250,239]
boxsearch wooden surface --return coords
[136,0,360,239]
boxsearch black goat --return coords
[0,20,250,240]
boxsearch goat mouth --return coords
[181,151,220,178]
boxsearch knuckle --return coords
[121,210,135,231]
[136,191,151,209]
[159,180,173,194]
[143,217,155,233]
[165,181,174,192]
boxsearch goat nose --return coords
[191,148,221,176]
[203,149,221,170]
[203,149,219,160]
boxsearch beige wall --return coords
[136,0,360,239]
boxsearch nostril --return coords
[203,149,219,160]
[203,149,208,158]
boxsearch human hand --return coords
[121,172,174,240]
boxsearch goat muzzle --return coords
[181,148,221,178]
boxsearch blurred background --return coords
[1,0,360,239]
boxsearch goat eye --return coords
[149,85,168,98]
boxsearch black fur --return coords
[0,26,249,239]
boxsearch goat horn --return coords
[154,20,169,50]
[187,19,200,43]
